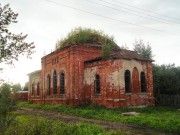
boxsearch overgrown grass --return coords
[5,115,128,135]
[55,27,119,49]
[17,102,180,134]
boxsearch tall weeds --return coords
[55,27,118,49]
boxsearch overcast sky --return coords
[1,0,180,86]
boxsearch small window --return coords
[60,72,65,94]
[37,82,40,96]
[47,74,51,95]
[141,72,147,92]
[53,70,57,95]
[31,83,34,96]
[125,70,131,93]
[94,74,100,94]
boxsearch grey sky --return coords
[1,0,180,85]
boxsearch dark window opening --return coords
[53,70,57,95]
[94,74,100,94]
[141,72,147,92]
[37,82,40,96]
[125,70,131,93]
[31,83,34,96]
[60,72,65,94]
[47,74,51,95]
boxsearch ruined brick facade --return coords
[28,44,154,108]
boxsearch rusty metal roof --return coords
[111,49,153,61]
[85,49,153,63]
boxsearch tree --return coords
[133,39,153,59]
[12,83,21,91]
[153,64,180,96]
[0,83,17,133]
[0,4,35,64]
[23,82,28,91]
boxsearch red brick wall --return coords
[28,44,154,108]
[84,59,154,108]
[38,44,102,105]
[18,91,28,101]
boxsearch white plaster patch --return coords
[119,59,143,88]
[122,60,143,78]
[112,71,119,87]
[84,67,96,85]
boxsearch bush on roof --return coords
[55,27,119,49]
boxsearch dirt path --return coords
[17,107,172,135]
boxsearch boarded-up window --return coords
[125,70,131,93]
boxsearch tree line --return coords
[153,64,180,95]
[133,40,180,98]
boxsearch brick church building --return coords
[28,43,154,108]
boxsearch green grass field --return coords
[5,115,128,135]
[17,102,180,134]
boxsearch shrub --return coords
[0,83,17,133]
[55,27,119,50]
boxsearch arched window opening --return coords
[37,82,40,96]
[31,83,34,96]
[94,74,100,94]
[141,72,147,92]
[53,70,57,95]
[47,74,51,95]
[60,72,65,94]
[125,70,131,93]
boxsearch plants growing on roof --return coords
[55,27,119,50]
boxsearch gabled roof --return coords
[111,49,153,61]
[85,49,153,63]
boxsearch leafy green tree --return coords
[0,4,35,64]
[0,83,17,133]
[153,64,180,96]
[23,82,28,91]
[133,39,153,59]
[12,83,21,91]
